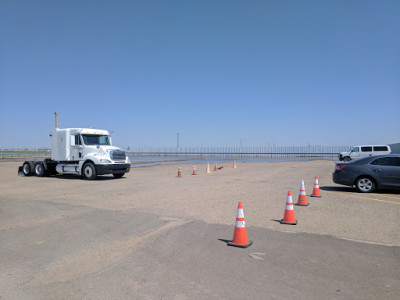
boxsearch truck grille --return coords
[110,150,126,161]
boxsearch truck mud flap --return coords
[18,166,23,176]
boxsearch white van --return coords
[339,145,391,161]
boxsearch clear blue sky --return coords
[1,0,399,148]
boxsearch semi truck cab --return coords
[49,128,130,179]
[19,114,130,179]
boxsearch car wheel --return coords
[34,162,45,177]
[82,162,97,180]
[343,157,351,162]
[356,177,375,193]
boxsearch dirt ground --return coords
[1,160,399,299]
[2,160,399,245]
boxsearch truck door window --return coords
[75,135,82,145]
[352,147,359,152]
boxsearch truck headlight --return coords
[100,159,112,163]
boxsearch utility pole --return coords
[176,133,180,148]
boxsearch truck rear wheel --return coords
[82,162,97,180]
[34,162,45,177]
[22,161,35,176]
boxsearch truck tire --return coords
[343,157,351,162]
[34,162,45,177]
[82,162,97,180]
[22,161,35,176]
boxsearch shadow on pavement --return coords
[321,186,354,192]
[321,186,400,195]
[50,175,125,181]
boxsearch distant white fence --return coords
[127,145,351,158]
[0,149,51,158]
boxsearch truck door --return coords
[360,146,373,158]
[350,147,360,159]
[70,134,83,161]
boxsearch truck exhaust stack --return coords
[54,112,58,129]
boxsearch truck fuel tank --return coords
[56,164,80,175]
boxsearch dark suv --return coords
[332,155,400,193]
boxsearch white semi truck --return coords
[18,113,130,179]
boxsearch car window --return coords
[370,157,400,166]
[361,146,372,152]
[352,147,359,152]
[373,146,388,151]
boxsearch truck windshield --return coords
[81,134,111,146]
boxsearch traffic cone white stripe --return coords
[235,221,246,228]
[285,205,294,210]
[237,208,244,219]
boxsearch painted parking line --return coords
[367,193,400,200]
[324,191,400,205]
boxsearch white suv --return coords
[339,145,391,162]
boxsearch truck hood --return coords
[83,145,124,157]
[99,146,122,152]
[98,146,124,157]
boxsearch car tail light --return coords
[336,164,347,171]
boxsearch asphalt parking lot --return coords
[1,160,399,299]
[324,188,400,206]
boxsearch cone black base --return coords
[227,240,253,248]
[295,203,310,206]
[280,219,297,225]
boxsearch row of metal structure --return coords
[127,145,351,159]
[0,145,353,159]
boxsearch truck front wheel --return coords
[82,162,97,180]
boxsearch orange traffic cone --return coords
[192,165,197,175]
[311,176,321,197]
[177,167,182,178]
[206,163,210,174]
[233,160,237,168]
[296,180,309,206]
[280,191,297,225]
[227,202,253,248]
[214,163,218,171]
